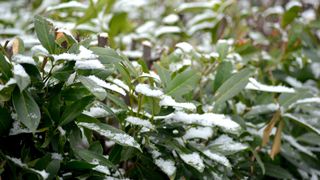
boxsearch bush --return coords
[0,0,320,179]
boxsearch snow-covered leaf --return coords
[245,78,295,93]
[78,122,141,151]
[12,64,30,91]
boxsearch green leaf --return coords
[0,79,15,102]
[251,149,265,174]
[61,83,91,101]
[279,90,312,110]
[60,96,95,126]
[75,148,113,167]
[65,160,96,171]
[281,2,302,28]
[154,64,171,87]
[115,63,132,88]
[265,163,294,179]
[12,89,41,132]
[0,53,12,81]
[283,113,320,136]
[13,64,30,92]
[109,12,132,37]
[76,0,107,25]
[34,15,56,54]
[213,61,232,91]
[216,40,229,61]
[77,0,96,25]
[105,93,128,110]
[0,106,13,136]
[90,47,123,64]
[79,76,107,101]
[214,68,253,106]
[45,160,60,180]
[51,62,75,82]
[78,122,142,151]
[165,69,200,98]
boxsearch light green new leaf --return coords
[12,89,41,132]
[165,69,200,98]
[214,68,253,106]
[34,15,56,54]
[281,2,301,28]
[79,76,107,101]
[78,122,141,151]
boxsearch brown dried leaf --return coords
[270,120,284,160]
[12,38,20,55]
[262,110,280,146]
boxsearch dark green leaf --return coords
[34,15,56,54]
[75,148,113,167]
[0,106,13,136]
[0,53,12,81]
[213,61,232,91]
[60,96,95,126]
[265,163,294,179]
[12,88,40,132]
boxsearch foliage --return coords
[0,0,320,179]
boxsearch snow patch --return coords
[125,116,154,129]
[160,95,196,111]
[183,127,213,140]
[203,150,231,168]
[75,60,105,70]
[246,78,295,93]
[155,26,181,37]
[163,14,179,24]
[77,122,141,150]
[135,84,163,97]
[176,42,194,53]
[52,46,97,61]
[88,75,126,96]
[179,152,205,172]
[165,111,241,133]
[12,55,36,65]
